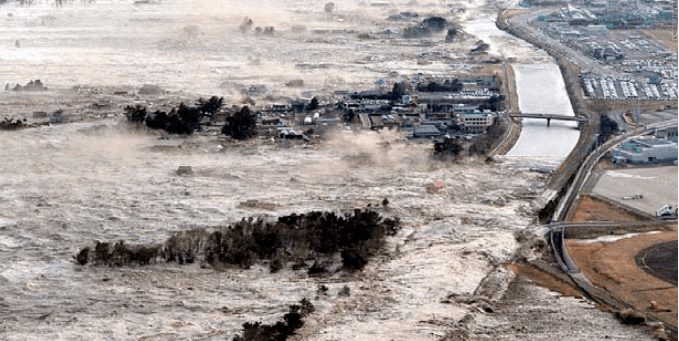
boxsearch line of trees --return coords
[415,79,463,93]
[124,96,257,140]
[75,209,400,274]
[125,96,223,135]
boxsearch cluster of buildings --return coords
[540,2,675,27]
[582,41,625,61]
[410,108,498,138]
[219,77,505,140]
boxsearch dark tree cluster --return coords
[205,209,400,272]
[422,17,447,31]
[232,299,314,341]
[222,106,257,140]
[598,114,619,145]
[433,137,464,161]
[74,209,400,273]
[308,97,319,111]
[124,96,224,135]
[75,241,163,267]
[197,96,224,115]
[0,117,28,130]
[391,81,411,98]
[415,79,463,93]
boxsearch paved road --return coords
[637,241,678,285]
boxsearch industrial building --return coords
[611,136,678,163]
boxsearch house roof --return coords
[413,125,441,135]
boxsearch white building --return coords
[460,110,496,134]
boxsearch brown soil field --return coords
[566,226,678,327]
[567,195,649,222]
[507,262,584,298]
[642,29,678,54]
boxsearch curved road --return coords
[553,118,679,223]
[547,119,678,339]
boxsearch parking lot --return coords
[581,73,677,100]
[591,166,678,216]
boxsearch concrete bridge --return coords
[509,113,588,126]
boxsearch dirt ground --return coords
[567,195,649,222]
[566,226,678,328]
[506,262,583,298]
[641,29,679,54]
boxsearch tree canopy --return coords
[222,106,257,140]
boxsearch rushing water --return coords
[463,18,548,61]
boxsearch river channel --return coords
[464,15,581,161]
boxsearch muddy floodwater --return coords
[0,124,532,339]
[0,0,657,339]
[0,123,653,340]
[462,17,548,61]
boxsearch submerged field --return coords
[0,121,654,340]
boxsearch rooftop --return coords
[632,137,676,147]
[413,125,441,135]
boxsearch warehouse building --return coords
[611,137,678,163]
